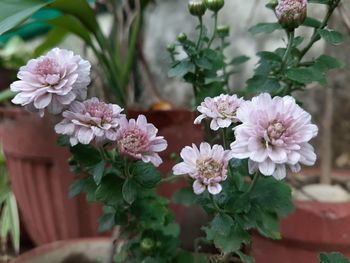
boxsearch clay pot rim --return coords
[12,237,112,263]
[292,168,350,206]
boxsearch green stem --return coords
[196,17,204,49]
[210,194,222,212]
[247,173,259,194]
[0,89,15,103]
[221,128,228,149]
[298,1,341,63]
[280,30,295,73]
[220,37,229,90]
[208,12,218,48]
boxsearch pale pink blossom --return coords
[173,142,234,195]
[230,93,318,180]
[116,115,167,167]
[55,97,124,146]
[194,94,244,130]
[276,0,307,30]
[11,48,91,117]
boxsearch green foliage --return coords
[318,29,344,45]
[319,253,350,263]
[248,22,282,34]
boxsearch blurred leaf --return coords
[172,187,197,207]
[49,0,98,32]
[319,252,350,263]
[168,60,194,78]
[7,193,20,253]
[122,179,137,204]
[248,22,282,34]
[230,55,250,65]
[34,27,68,56]
[0,0,53,35]
[46,15,93,45]
[132,161,162,189]
[90,160,105,185]
[318,29,344,45]
[302,17,322,28]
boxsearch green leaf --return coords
[250,176,294,217]
[236,251,255,263]
[172,187,197,207]
[49,0,98,32]
[318,29,344,45]
[231,55,250,65]
[98,211,115,233]
[68,179,87,198]
[302,17,322,28]
[319,252,350,263]
[195,56,213,70]
[257,51,282,63]
[285,67,325,84]
[70,144,101,167]
[6,193,20,253]
[95,174,123,206]
[246,75,281,93]
[308,0,331,4]
[248,22,282,34]
[46,15,93,45]
[122,179,137,205]
[162,222,180,238]
[90,160,105,185]
[34,27,68,56]
[0,0,53,35]
[315,55,344,71]
[168,60,195,78]
[132,161,162,189]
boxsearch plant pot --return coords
[252,169,350,263]
[128,109,207,249]
[0,107,103,246]
[11,238,111,263]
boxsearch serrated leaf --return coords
[132,161,162,189]
[285,67,324,84]
[318,29,344,45]
[168,60,194,78]
[122,179,137,204]
[95,174,123,206]
[257,51,282,63]
[90,160,105,185]
[248,22,282,34]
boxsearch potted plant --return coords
[1,0,348,262]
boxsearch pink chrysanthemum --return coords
[173,142,234,195]
[55,97,124,146]
[116,115,167,167]
[194,94,244,130]
[276,0,307,30]
[230,93,318,180]
[11,48,91,117]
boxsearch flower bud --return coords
[204,0,225,12]
[177,32,187,42]
[268,0,279,9]
[275,0,307,31]
[217,25,230,38]
[141,238,155,253]
[167,43,176,53]
[188,0,207,17]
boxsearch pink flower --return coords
[194,94,244,130]
[173,142,234,195]
[11,48,91,117]
[276,0,307,30]
[116,115,167,167]
[55,97,124,146]
[230,93,318,180]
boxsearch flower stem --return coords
[196,17,204,49]
[208,12,218,48]
[221,128,228,149]
[280,30,295,73]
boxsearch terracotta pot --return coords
[0,108,103,246]
[252,169,350,263]
[12,238,111,263]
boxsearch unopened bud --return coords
[217,25,230,38]
[167,43,176,53]
[188,0,207,17]
[177,32,187,42]
[275,0,307,31]
[204,0,225,12]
